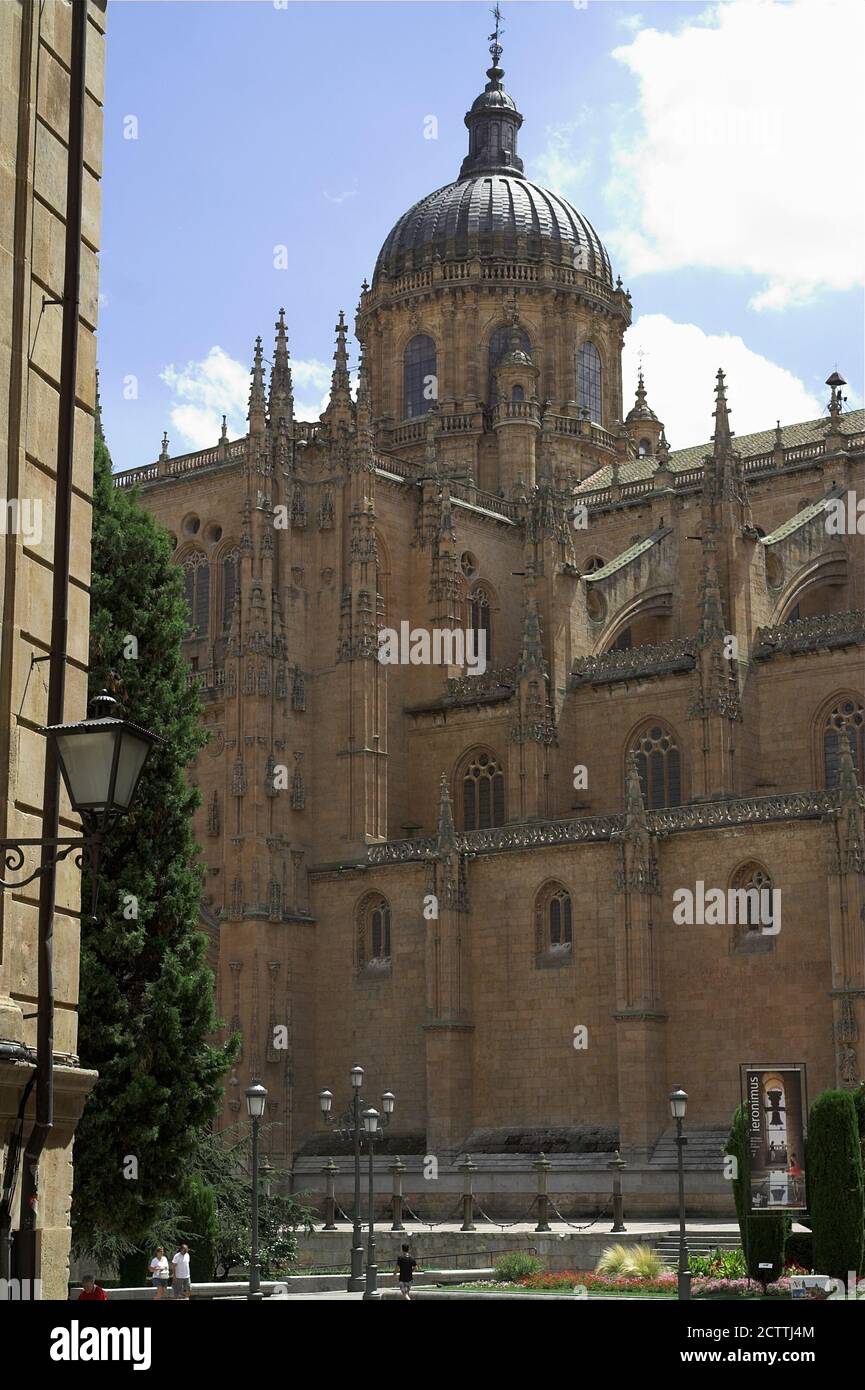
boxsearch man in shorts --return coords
[395,1243,417,1300]
[171,1243,191,1300]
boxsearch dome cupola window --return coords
[403,334,437,419]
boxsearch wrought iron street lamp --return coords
[246,1079,268,1301]
[669,1086,691,1300]
[319,1069,395,1294]
[0,691,158,912]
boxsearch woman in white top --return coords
[148,1246,170,1300]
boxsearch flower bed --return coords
[514,1270,792,1298]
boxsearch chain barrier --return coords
[545,1197,611,1230]
[400,1197,466,1228]
[472,1195,539,1228]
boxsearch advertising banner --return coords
[740,1064,807,1212]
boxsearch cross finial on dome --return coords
[488,3,504,72]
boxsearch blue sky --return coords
[98,0,863,469]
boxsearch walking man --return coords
[171,1243,191,1301]
[395,1243,417,1301]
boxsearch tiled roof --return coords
[577,408,865,493]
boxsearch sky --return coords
[98,0,864,470]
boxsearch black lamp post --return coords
[670,1086,691,1300]
[1,691,158,905]
[362,1092,394,1302]
[246,1079,268,1301]
[319,1070,394,1295]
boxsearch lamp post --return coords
[319,1071,394,1295]
[670,1086,691,1300]
[0,690,157,1286]
[361,1091,394,1302]
[246,1080,268,1301]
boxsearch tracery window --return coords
[630,722,682,809]
[823,698,864,786]
[460,750,506,831]
[730,862,775,954]
[534,882,573,964]
[183,552,210,637]
[403,334,437,419]
[577,341,602,423]
[468,585,492,663]
[356,893,392,972]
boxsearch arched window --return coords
[403,334,437,419]
[468,585,492,664]
[356,893,392,971]
[638,438,651,457]
[511,384,525,402]
[535,882,573,967]
[222,550,239,632]
[487,325,531,404]
[730,863,775,954]
[577,341,602,423]
[823,698,864,786]
[630,722,682,809]
[183,552,210,637]
[460,750,505,830]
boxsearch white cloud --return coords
[623,314,822,448]
[291,358,331,421]
[533,115,594,201]
[608,0,865,309]
[160,347,335,449]
[161,347,249,450]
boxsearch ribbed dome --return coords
[372,50,613,289]
[373,174,613,286]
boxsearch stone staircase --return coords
[649,1127,730,1169]
[653,1233,741,1263]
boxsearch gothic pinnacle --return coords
[248,335,266,432]
[330,309,351,399]
[268,308,294,423]
[712,367,733,451]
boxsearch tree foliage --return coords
[809,1088,864,1281]
[72,436,236,1255]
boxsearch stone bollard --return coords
[534,1152,552,1233]
[608,1150,627,1234]
[458,1153,477,1233]
[389,1155,406,1232]
[321,1158,338,1231]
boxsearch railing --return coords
[391,420,425,447]
[186,667,225,691]
[571,637,697,687]
[449,482,517,521]
[114,464,159,488]
[366,789,845,864]
[752,609,865,660]
[481,262,539,283]
[493,399,540,425]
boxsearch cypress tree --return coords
[71,436,236,1262]
[725,1105,786,1287]
[809,1088,864,1281]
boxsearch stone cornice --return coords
[752,610,865,661]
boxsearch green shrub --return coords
[595,1243,635,1276]
[493,1251,542,1282]
[809,1089,865,1281]
[626,1245,667,1278]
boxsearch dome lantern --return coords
[459,7,524,180]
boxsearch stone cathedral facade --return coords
[117,50,865,1191]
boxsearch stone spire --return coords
[459,6,524,180]
[326,309,353,427]
[625,370,657,424]
[711,367,733,452]
[268,308,294,425]
[248,336,266,435]
[434,772,459,856]
[517,593,546,678]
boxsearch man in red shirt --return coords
[77,1274,108,1301]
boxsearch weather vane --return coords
[489,3,504,66]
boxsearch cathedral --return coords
[117,40,865,1203]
